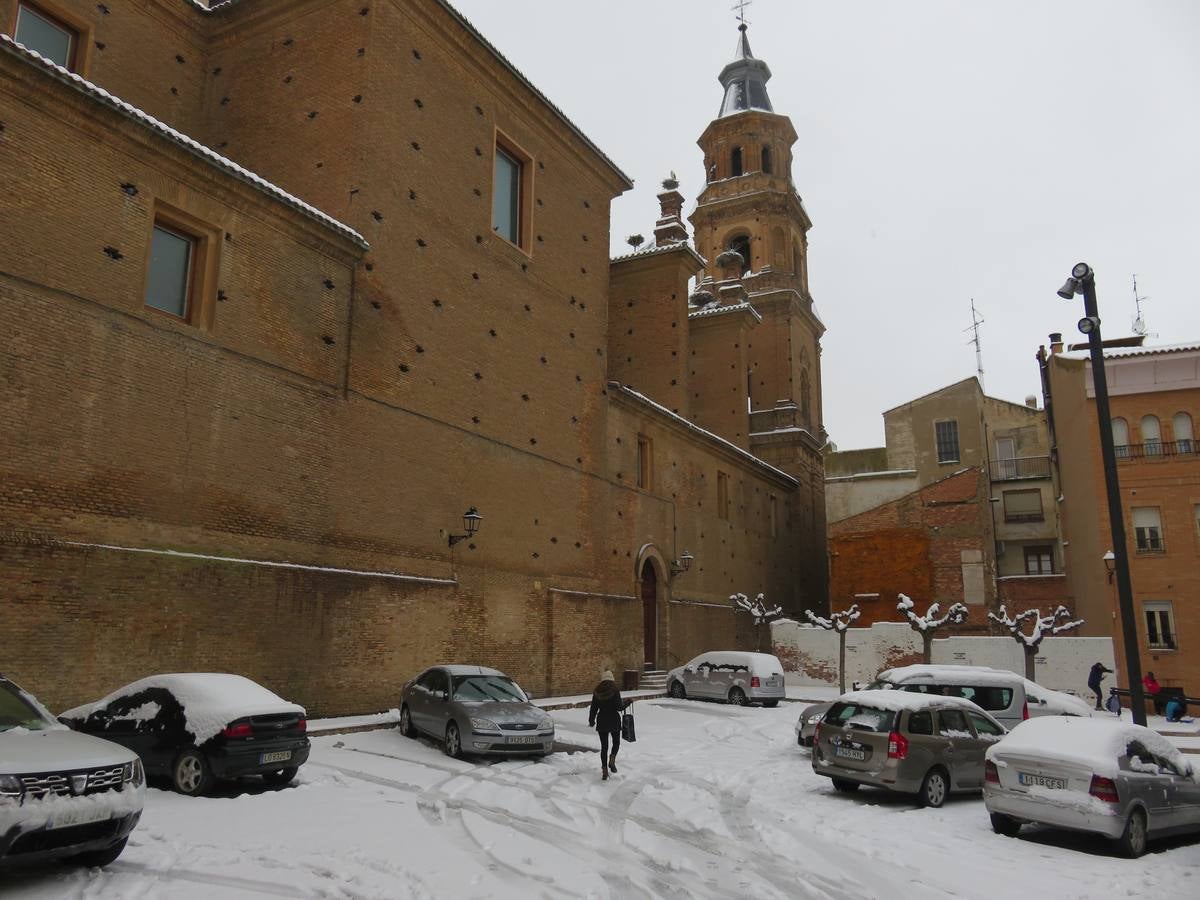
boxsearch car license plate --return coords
[49,804,110,830]
[260,750,292,764]
[507,736,538,744]
[834,745,866,761]
[1018,772,1066,790]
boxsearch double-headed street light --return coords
[1057,263,1146,725]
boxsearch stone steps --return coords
[640,670,668,690]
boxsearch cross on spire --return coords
[732,0,752,28]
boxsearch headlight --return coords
[0,774,22,800]
[538,716,554,730]
[123,759,145,786]
[806,713,823,725]
[469,717,500,731]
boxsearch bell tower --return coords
[687,20,828,606]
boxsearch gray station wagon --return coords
[399,665,554,759]
[811,690,1007,807]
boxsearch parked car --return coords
[811,690,1007,807]
[666,651,785,707]
[399,665,554,758]
[984,716,1200,857]
[797,664,1087,745]
[1,675,144,868]
[60,673,308,796]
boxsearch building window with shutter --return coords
[934,420,960,463]
[1023,545,1054,575]
[1132,507,1164,553]
[1003,489,1043,523]
[1144,601,1176,650]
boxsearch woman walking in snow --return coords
[588,670,630,781]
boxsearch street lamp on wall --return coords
[1102,550,1115,584]
[670,551,694,578]
[1057,262,1147,726]
[448,507,483,548]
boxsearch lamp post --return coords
[670,551,694,578]
[1057,263,1146,725]
[448,507,483,548]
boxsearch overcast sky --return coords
[452,0,1200,450]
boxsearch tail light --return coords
[985,760,1000,785]
[750,676,761,688]
[813,722,822,746]
[887,731,908,760]
[297,718,307,733]
[222,722,252,739]
[1022,701,1029,721]
[1089,775,1120,803]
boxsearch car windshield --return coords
[452,675,526,703]
[825,702,896,733]
[0,680,54,732]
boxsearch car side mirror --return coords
[1039,698,1047,705]
[439,690,450,702]
[684,667,694,674]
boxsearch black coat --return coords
[1088,663,1112,689]
[588,681,628,733]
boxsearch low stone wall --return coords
[771,619,1115,696]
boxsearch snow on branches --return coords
[988,604,1084,649]
[805,604,861,634]
[731,593,782,625]
[896,593,968,634]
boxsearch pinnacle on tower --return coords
[717,24,773,117]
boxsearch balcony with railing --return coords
[989,456,1051,481]
[1116,440,1198,462]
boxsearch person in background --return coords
[1088,661,1114,711]
[1142,671,1164,715]
[1165,696,1186,723]
[588,669,630,781]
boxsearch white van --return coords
[666,651,785,706]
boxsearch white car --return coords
[666,651,785,706]
[1,675,144,868]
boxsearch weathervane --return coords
[732,0,752,27]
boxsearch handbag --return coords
[621,708,636,743]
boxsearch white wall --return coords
[771,620,1115,697]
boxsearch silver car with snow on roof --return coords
[666,651,785,706]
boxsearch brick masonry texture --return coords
[0,0,827,713]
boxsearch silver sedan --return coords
[399,666,555,759]
[984,716,1200,857]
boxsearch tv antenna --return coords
[1131,274,1150,337]
[965,299,985,390]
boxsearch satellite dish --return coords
[1132,315,1146,336]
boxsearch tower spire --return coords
[717,5,773,117]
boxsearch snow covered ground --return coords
[5,700,1198,899]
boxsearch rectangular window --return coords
[769,494,777,538]
[1144,601,1176,650]
[15,2,77,69]
[145,223,196,319]
[1132,507,1164,553]
[1003,489,1043,523]
[935,420,960,463]
[717,471,729,521]
[492,146,520,244]
[636,435,652,490]
[1023,545,1054,575]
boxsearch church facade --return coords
[0,0,827,713]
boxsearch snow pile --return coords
[1023,681,1093,717]
[990,716,1196,780]
[835,689,984,714]
[2,782,144,832]
[62,674,304,745]
[879,664,1021,686]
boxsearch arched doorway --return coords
[641,562,658,668]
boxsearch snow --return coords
[990,716,1196,781]
[6,700,1197,898]
[834,689,984,714]
[4,782,144,832]
[0,36,367,250]
[896,593,967,631]
[880,664,1024,687]
[804,603,861,632]
[686,301,763,322]
[61,674,304,745]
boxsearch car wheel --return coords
[399,704,416,738]
[262,767,298,787]
[989,812,1021,837]
[919,768,948,808]
[763,700,780,708]
[831,777,860,794]
[669,680,686,700]
[172,750,212,796]
[444,721,463,759]
[71,837,128,868]
[728,687,748,706]
[1117,808,1148,858]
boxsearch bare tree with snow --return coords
[731,592,782,625]
[896,593,969,664]
[988,604,1085,681]
[804,604,861,693]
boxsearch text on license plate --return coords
[260,750,292,764]
[1018,772,1067,790]
[834,746,866,761]
[507,736,539,744]
[50,804,110,830]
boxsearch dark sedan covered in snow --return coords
[60,673,309,795]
